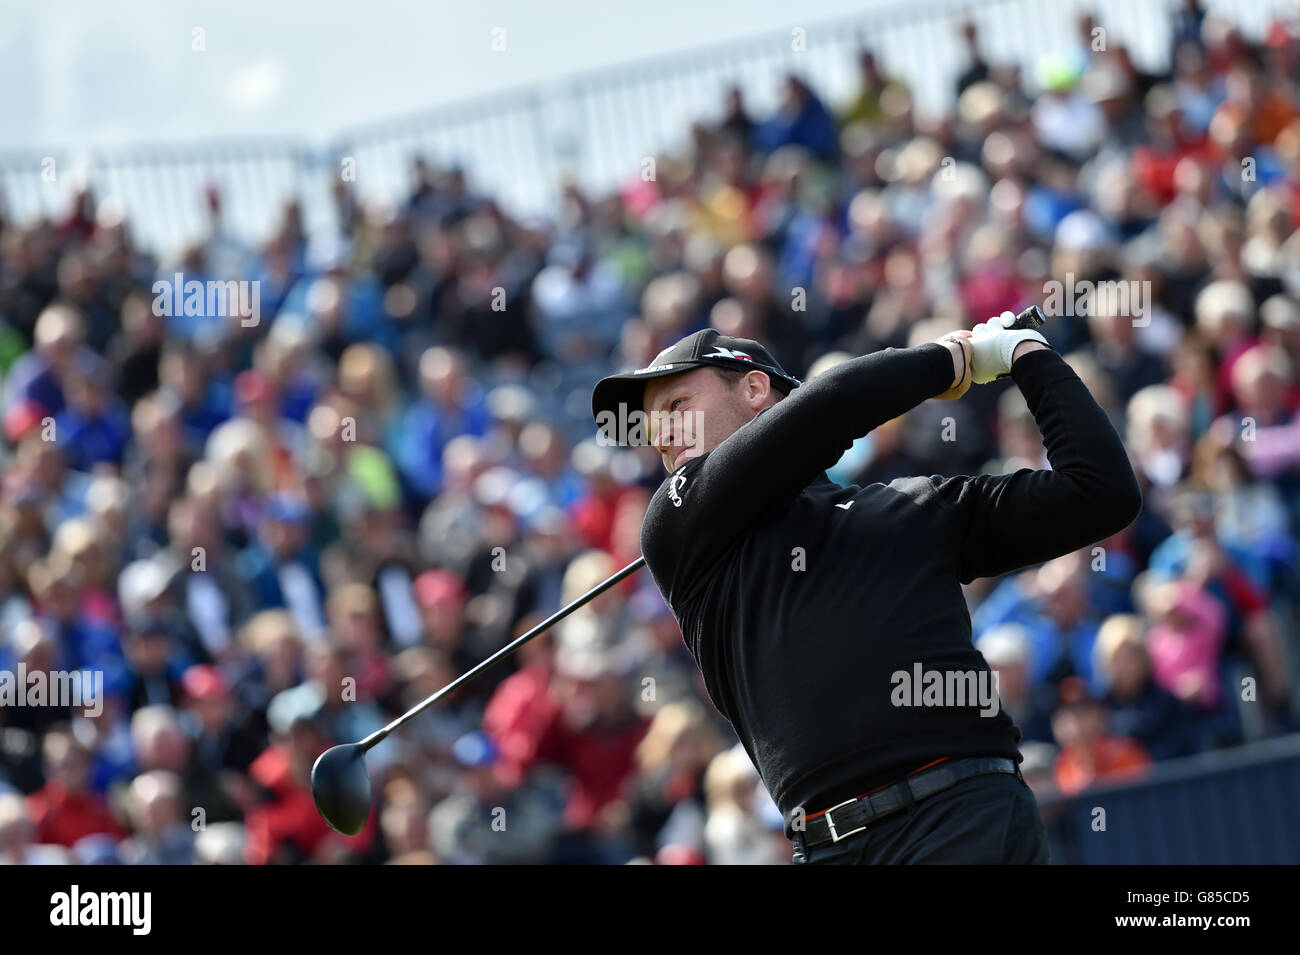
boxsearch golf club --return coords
[312,554,646,835]
[311,304,1047,836]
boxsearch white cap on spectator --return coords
[196,823,247,865]
[931,161,987,202]
[1195,280,1254,333]
[1261,294,1300,332]
[1055,210,1112,253]
[958,82,1005,127]
[118,557,176,622]
[1082,66,1130,103]
[977,624,1033,667]
[33,304,84,349]
[485,383,536,423]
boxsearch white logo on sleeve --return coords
[835,500,854,510]
[668,470,688,507]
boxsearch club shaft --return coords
[357,307,1039,751]
[359,555,647,750]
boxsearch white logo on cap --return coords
[704,346,755,362]
[633,364,673,374]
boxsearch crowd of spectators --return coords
[1,0,1298,864]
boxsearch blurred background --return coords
[1,0,1299,865]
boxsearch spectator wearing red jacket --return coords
[1051,678,1152,796]
[482,619,561,786]
[1130,85,1212,207]
[244,713,375,864]
[515,642,649,863]
[25,728,126,848]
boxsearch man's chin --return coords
[670,447,702,470]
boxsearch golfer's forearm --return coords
[820,341,958,426]
[703,343,955,505]
[743,341,955,473]
[1013,348,1140,526]
[951,349,1142,581]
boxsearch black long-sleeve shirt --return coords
[639,343,1142,830]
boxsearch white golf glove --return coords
[968,310,1050,384]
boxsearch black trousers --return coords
[791,770,1050,865]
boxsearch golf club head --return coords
[311,743,372,836]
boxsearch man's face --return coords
[642,366,772,472]
[51,744,90,791]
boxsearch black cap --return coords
[591,328,801,443]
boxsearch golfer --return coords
[590,312,1142,864]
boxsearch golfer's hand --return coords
[935,332,973,400]
[967,310,1050,384]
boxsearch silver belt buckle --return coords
[823,797,868,843]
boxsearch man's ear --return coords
[743,370,774,410]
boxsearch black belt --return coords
[799,756,1022,850]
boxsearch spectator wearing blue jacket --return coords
[396,346,491,502]
[54,370,131,471]
[755,75,839,162]
[234,493,328,644]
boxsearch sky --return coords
[0,0,883,151]
[3,0,1259,252]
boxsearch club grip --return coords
[1011,305,1046,330]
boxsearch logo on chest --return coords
[668,470,688,507]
